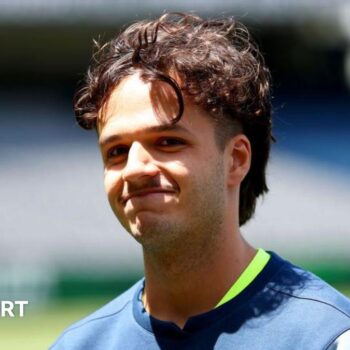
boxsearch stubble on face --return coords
[132,155,227,259]
[140,158,228,280]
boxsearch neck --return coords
[142,226,255,328]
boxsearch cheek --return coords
[167,160,190,177]
[163,162,190,190]
[104,169,122,205]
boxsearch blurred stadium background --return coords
[1,1,349,349]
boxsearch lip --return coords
[121,188,176,205]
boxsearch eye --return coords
[157,137,185,147]
[106,145,129,160]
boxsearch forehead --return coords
[98,73,215,142]
[99,73,177,134]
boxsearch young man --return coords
[51,13,350,349]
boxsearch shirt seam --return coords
[268,285,350,349]
[50,300,132,347]
[324,327,350,350]
[267,286,350,320]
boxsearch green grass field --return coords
[1,286,349,350]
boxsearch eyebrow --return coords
[99,123,193,147]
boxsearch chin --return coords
[131,212,166,234]
[128,214,181,249]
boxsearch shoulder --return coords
[49,279,143,350]
[270,257,350,318]
[265,254,350,346]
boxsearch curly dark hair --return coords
[74,12,273,226]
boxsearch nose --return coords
[121,142,159,182]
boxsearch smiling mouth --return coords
[121,188,176,205]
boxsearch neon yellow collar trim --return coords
[215,248,270,308]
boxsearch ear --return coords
[226,134,251,187]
